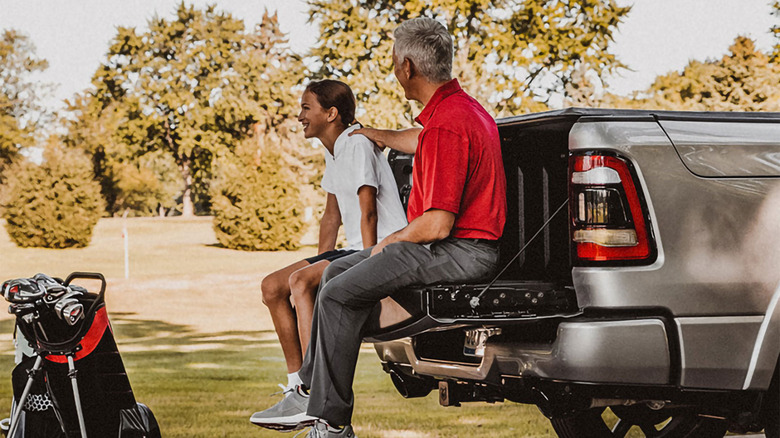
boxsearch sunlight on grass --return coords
[0,217,556,437]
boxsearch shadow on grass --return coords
[0,313,555,438]
[109,311,281,349]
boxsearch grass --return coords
[0,217,556,437]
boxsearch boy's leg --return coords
[288,260,331,357]
[250,251,371,431]
[261,260,310,373]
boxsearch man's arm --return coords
[318,193,341,254]
[370,209,454,256]
[349,127,422,155]
[357,185,378,249]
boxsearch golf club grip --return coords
[64,272,106,298]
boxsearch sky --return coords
[0,0,777,113]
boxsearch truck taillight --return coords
[570,154,655,263]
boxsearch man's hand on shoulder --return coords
[350,127,421,155]
[350,127,387,150]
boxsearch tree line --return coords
[1,1,778,249]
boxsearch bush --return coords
[1,144,104,248]
[210,142,305,251]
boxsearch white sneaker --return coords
[250,385,318,431]
[306,421,356,437]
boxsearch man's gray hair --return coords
[393,17,453,83]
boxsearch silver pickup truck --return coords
[365,108,780,437]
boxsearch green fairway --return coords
[0,217,555,437]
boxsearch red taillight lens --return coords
[570,154,654,262]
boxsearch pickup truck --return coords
[364,108,780,437]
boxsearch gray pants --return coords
[298,237,499,425]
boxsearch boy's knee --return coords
[260,275,289,306]
[289,270,318,298]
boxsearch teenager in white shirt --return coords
[257,80,407,399]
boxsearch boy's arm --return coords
[318,193,341,254]
[357,185,378,249]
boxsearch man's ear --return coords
[404,57,415,79]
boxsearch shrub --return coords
[210,141,305,251]
[1,144,104,248]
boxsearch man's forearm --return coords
[351,127,421,155]
[386,128,422,154]
[371,209,455,255]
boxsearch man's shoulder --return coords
[429,94,496,131]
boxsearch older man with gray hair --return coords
[251,16,506,437]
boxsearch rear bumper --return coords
[374,318,671,385]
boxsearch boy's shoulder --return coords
[340,130,379,153]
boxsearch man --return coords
[251,16,506,437]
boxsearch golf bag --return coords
[1,272,161,438]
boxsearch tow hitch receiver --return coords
[463,327,501,357]
[438,381,504,407]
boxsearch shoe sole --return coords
[250,414,317,431]
[250,422,304,432]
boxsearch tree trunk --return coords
[179,159,194,217]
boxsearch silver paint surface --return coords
[374,319,670,385]
[675,316,763,389]
[569,120,780,389]
[659,121,780,177]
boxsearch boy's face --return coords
[298,90,329,140]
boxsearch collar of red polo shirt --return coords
[414,79,462,126]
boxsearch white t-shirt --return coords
[321,124,408,250]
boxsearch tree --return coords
[1,140,103,248]
[612,37,780,111]
[0,30,48,180]
[307,0,630,126]
[63,96,181,216]
[211,136,306,251]
[86,4,306,216]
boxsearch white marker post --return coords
[122,209,129,279]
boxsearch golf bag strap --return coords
[45,307,109,364]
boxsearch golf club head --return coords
[33,273,60,287]
[42,285,72,304]
[2,279,45,303]
[53,292,82,315]
[59,301,84,325]
[68,285,88,295]
[8,302,37,317]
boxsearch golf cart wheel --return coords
[550,406,728,438]
[763,358,780,438]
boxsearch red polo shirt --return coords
[407,79,506,240]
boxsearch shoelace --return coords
[270,383,294,397]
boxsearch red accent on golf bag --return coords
[44,307,109,364]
